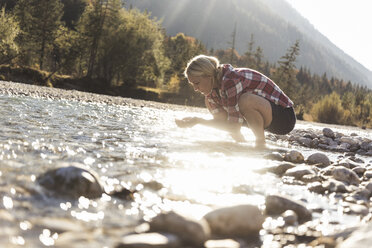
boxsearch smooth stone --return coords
[284,150,304,163]
[117,233,180,248]
[205,239,240,248]
[308,182,326,194]
[337,222,372,248]
[332,167,360,186]
[364,170,372,179]
[203,204,264,237]
[322,179,347,193]
[263,152,284,161]
[149,211,210,246]
[323,128,335,139]
[282,210,298,225]
[284,165,315,179]
[265,194,312,222]
[306,153,331,167]
[36,164,104,199]
[352,167,366,176]
[365,182,372,192]
[298,137,312,147]
[268,163,295,176]
[339,137,359,146]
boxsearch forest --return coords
[0,0,371,127]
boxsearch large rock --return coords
[265,194,312,223]
[149,211,210,246]
[116,233,181,248]
[203,205,264,237]
[284,150,305,163]
[306,153,331,167]
[37,164,104,199]
[337,222,372,248]
[332,167,360,186]
[284,165,315,179]
[323,128,335,139]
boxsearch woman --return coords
[175,55,296,148]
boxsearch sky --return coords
[285,0,372,72]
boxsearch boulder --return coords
[117,233,180,248]
[149,211,210,246]
[265,194,312,223]
[323,128,335,139]
[332,167,360,186]
[284,150,304,163]
[203,205,264,237]
[284,166,315,180]
[306,153,331,167]
[337,222,372,248]
[37,164,104,199]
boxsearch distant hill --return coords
[122,0,372,88]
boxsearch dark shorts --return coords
[265,101,296,135]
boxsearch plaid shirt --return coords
[206,64,294,124]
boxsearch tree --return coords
[273,40,300,101]
[0,7,19,64]
[13,0,64,70]
[227,22,237,65]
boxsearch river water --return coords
[0,93,370,247]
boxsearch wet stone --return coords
[37,164,104,199]
[322,128,335,139]
[116,233,181,248]
[337,223,372,248]
[204,239,240,248]
[332,167,360,186]
[282,210,298,226]
[352,166,366,177]
[308,182,326,194]
[263,152,284,161]
[203,204,264,237]
[265,194,312,223]
[268,163,295,176]
[149,211,210,246]
[284,166,315,180]
[322,179,347,193]
[364,170,372,179]
[284,150,304,163]
[306,153,331,167]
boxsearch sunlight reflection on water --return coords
[0,93,367,246]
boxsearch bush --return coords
[311,92,348,125]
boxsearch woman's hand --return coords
[175,117,201,128]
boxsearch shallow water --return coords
[0,94,369,247]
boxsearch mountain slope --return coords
[123,0,372,88]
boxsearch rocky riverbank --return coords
[1,80,372,247]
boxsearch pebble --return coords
[284,150,304,163]
[36,164,104,199]
[268,163,295,176]
[332,167,360,186]
[282,210,298,226]
[203,204,264,237]
[116,233,180,248]
[337,222,372,248]
[323,128,335,139]
[306,153,331,167]
[284,165,315,180]
[149,211,210,246]
[265,194,312,223]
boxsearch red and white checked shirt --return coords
[206,64,294,124]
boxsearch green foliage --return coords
[311,92,348,125]
[77,2,169,87]
[273,40,300,101]
[0,7,19,64]
[13,0,64,70]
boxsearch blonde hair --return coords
[184,55,223,86]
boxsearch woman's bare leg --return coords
[238,93,272,146]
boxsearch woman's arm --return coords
[175,116,245,142]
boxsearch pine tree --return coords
[14,0,63,70]
[274,40,300,101]
[0,7,19,64]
